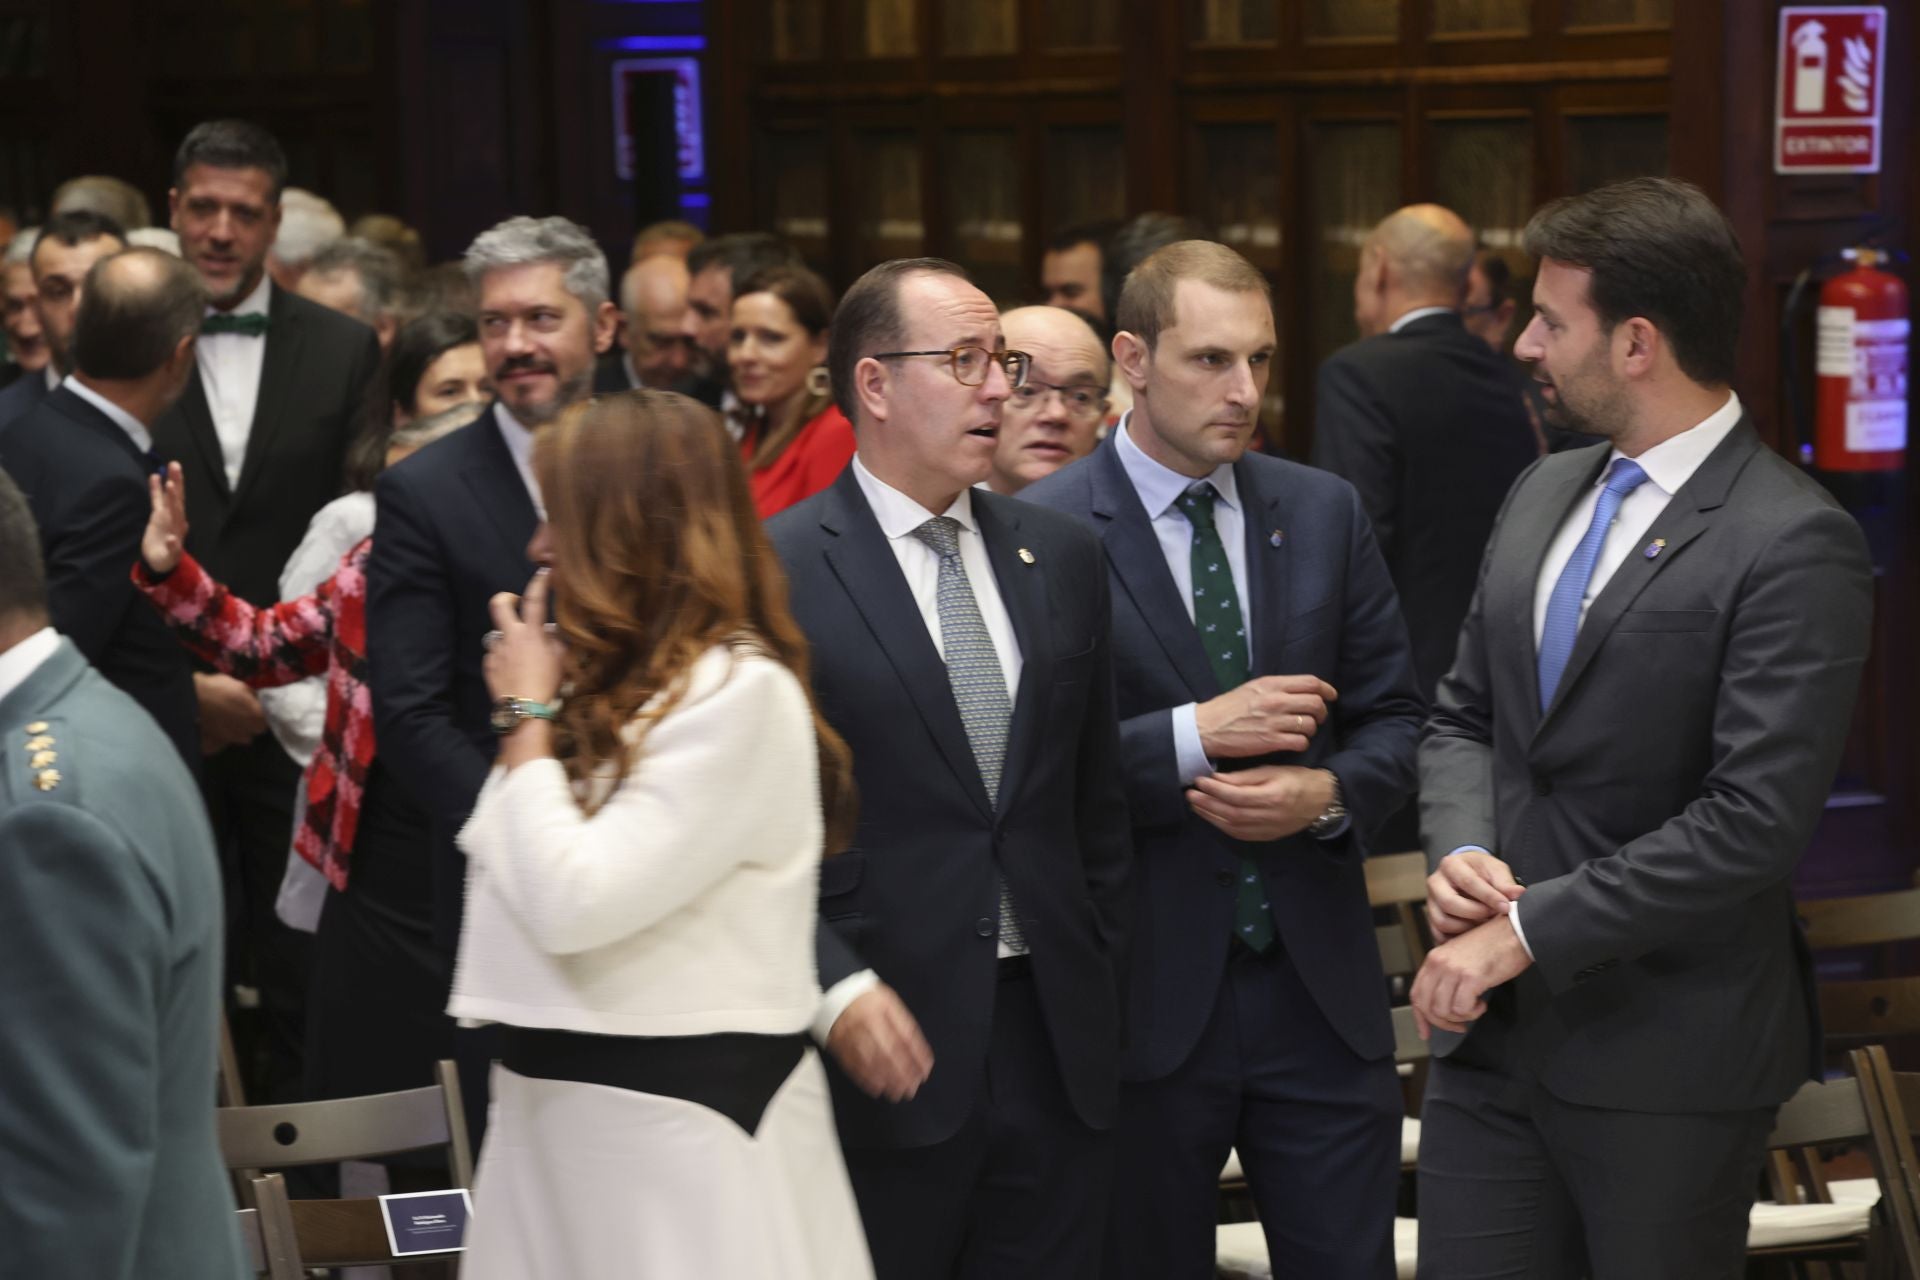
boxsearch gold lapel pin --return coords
[1643,538,1667,560]
[33,769,60,792]
[1018,547,1035,565]
[1270,529,1285,548]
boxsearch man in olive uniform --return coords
[0,469,245,1280]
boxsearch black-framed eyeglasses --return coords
[1007,378,1109,422]
[874,346,1032,389]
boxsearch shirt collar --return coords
[1388,306,1454,334]
[62,375,153,454]
[206,272,272,320]
[0,626,60,707]
[495,401,534,468]
[1114,411,1241,519]
[851,454,979,540]
[1606,391,1744,498]
[42,363,59,392]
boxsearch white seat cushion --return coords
[1216,1218,1417,1280]
[1747,1199,1875,1249]
[1220,1118,1419,1184]
[1827,1177,1882,1206]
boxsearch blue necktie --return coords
[1537,457,1650,710]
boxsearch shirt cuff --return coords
[811,968,881,1044]
[1173,703,1213,784]
[1446,845,1493,858]
[1507,901,1534,960]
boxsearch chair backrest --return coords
[1849,1045,1920,1276]
[220,1059,474,1188]
[1819,976,1920,1043]
[1364,851,1429,908]
[245,1174,303,1279]
[1366,851,1430,980]
[250,1170,463,1275]
[1799,888,1920,950]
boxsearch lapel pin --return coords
[1643,538,1667,560]
[1269,529,1285,548]
[1018,547,1035,565]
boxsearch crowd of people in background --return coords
[0,114,1876,1280]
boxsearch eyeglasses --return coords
[874,346,1032,389]
[1007,378,1109,422]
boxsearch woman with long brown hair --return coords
[448,390,873,1278]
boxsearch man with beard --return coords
[0,212,127,429]
[367,215,618,1141]
[150,118,382,1111]
[1409,178,1873,1279]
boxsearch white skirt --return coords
[463,1051,874,1280]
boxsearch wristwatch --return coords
[1307,770,1347,837]
[490,696,559,735]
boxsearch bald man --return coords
[1312,205,1538,850]
[594,253,695,393]
[986,306,1110,495]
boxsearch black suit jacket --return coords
[591,351,636,394]
[767,467,1131,1149]
[1023,442,1425,1080]
[151,285,380,607]
[1312,311,1539,697]
[366,404,537,950]
[0,367,50,431]
[1422,421,1872,1112]
[0,388,198,766]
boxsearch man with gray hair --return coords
[295,236,403,350]
[1311,203,1538,853]
[265,187,345,291]
[0,247,208,768]
[367,214,616,1143]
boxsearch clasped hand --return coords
[1409,851,1532,1039]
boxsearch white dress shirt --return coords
[1465,391,1745,958]
[1113,414,1249,783]
[63,376,153,454]
[0,627,60,704]
[41,364,58,393]
[813,455,1028,1038]
[494,403,545,517]
[1388,305,1455,334]
[195,273,272,490]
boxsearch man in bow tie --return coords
[151,118,381,1113]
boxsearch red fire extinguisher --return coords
[1814,247,1908,472]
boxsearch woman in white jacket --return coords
[451,390,873,1279]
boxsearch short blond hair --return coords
[1115,240,1270,349]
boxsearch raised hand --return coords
[142,462,190,575]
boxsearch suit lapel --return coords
[1499,447,1608,737]
[230,286,304,508]
[975,492,1049,812]
[1538,424,1761,729]
[163,367,231,502]
[458,405,541,571]
[1236,457,1290,678]
[48,389,149,471]
[1088,442,1221,701]
[818,469,993,818]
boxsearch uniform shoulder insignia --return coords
[3,714,73,804]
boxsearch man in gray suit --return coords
[0,471,245,1279]
[1408,178,1873,1279]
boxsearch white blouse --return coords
[448,645,826,1038]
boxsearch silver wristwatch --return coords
[1307,771,1347,837]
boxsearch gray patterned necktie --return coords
[911,515,1027,955]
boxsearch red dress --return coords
[744,404,856,519]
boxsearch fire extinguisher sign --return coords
[1775,7,1886,174]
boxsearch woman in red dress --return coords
[728,264,854,518]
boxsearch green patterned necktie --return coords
[201,312,269,337]
[1176,482,1275,954]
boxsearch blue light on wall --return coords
[601,35,705,52]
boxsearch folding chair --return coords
[1800,889,1920,1061]
[1364,851,1431,983]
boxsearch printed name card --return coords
[379,1188,473,1257]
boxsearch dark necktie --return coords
[201,313,269,338]
[1175,483,1275,953]
[1537,458,1650,710]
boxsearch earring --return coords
[806,365,831,398]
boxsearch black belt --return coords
[500,1026,807,1137]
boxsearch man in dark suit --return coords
[678,231,801,411]
[0,242,51,394]
[766,258,1131,1279]
[0,247,206,768]
[150,119,381,1108]
[368,215,619,1138]
[1024,241,1424,1279]
[1409,179,1874,1279]
[0,211,128,430]
[592,251,694,394]
[0,471,246,1280]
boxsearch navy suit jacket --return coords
[0,388,199,768]
[366,404,537,950]
[767,466,1131,1148]
[0,366,49,431]
[1022,440,1424,1081]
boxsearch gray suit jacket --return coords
[0,640,245,1279]
[1420,421,1872,1114]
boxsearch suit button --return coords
[1215,869,1235,887]
[975,917,996,938]
[1532,775,1553,797]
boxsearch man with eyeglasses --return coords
[767,257,1132,1280]
[982,305,1110,496]
[1024,239,1423,1279]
